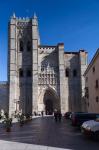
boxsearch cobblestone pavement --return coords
[0,116,99,150]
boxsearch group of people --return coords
[54,109,62,122]
[34,109,62,122]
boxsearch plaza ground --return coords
[0,116,99,150]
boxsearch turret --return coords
[32,13,40,45]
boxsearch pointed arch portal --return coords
[43,88,60,115]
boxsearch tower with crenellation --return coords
[8,13,88,116]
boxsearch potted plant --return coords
[25,114,32,122]
[3,117,12,132]
[18,114,25,127]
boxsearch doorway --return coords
[43,88,60,115]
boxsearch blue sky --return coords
[0,0,99,81]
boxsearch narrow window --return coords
[95,80,98,88]
[20,41,24,52]
[96,96,99,102]
[19,69,23,77]
[73,69,77,77]
[93,66,95,73]
[27,41,31,51]
[27,69,32,77]
[65,68,69,77]
[85,87,89,98]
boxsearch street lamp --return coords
[14,99,20,114]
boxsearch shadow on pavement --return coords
[0,116,99,150]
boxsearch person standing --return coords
[54,109,58,122]
[41,111,44,117]
[58,110,62,122]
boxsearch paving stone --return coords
[0,117,98,150]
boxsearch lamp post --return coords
[14,99,20,114]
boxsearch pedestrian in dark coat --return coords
[41,111,44,117]
[54,109,58,122]
[57,110,62,122]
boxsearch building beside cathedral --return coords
[84,49,99,113]
[0,14,88,116]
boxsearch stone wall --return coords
[64,50,88,112]
[37,46,60,112]
[84,50,99,113]
[8,16,33,115]
[64,52,81,111]
[79,50,88,112]
[7,14,88,115]
[0,82,8,114]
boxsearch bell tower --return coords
[32,14,40,113]
[8,13,17,116]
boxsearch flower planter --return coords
[6,127,11,132]
[3,117,12,132]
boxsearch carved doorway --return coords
[43,87,60,115]
[45,99,53,115]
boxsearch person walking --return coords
[57,110,62,122]
[41,111,44,117]
[58,110,62,122]
[54,109,58,122]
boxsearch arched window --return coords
[20,40,24,52]
[27,41,31,51]
[65,68,69,77]
[19,68,23,77]
[41,66,44,72]
[27,69,32,77]
[73,69,77,77]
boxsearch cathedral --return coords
[0,14,88,116]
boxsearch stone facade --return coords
[84,49,99,113]
[7,14,88,116]
[0,82,8,114]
